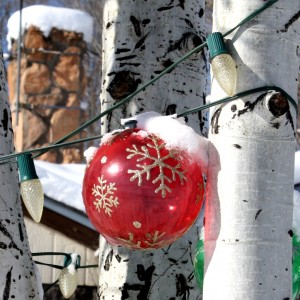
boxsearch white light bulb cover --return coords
[20,179,44,223]
[17,154,44,223]
[207,32,237,96]
[59,267,78,299]
[211,53,237,96]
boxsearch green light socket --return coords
[207,32,229,60]
[64,254,81,269]
[17,153,38,182]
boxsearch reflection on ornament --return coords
[82,128,205,250]
[17,154,44,223]
[59,253,79,299]
[207,32,237,96]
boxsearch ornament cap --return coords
[17,154,38,182]
[124,120,137,129]
[207,32,229,59]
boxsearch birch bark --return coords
[98,0,207,299]
[204,1,300,299]
[0,40,42,299]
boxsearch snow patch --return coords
[84,146,98,164]
[7,5,93,49]
[121,111,209,171]
[34,160,86,212]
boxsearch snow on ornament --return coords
[82,112,208,250]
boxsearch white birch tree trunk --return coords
[204,1,300,299]
[0,40,42,298]
[98,1,207,298]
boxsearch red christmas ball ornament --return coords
[82,128,204,250]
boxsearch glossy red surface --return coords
[82,128,204,250]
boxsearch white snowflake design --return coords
[126,135,186,198]
[117,231,166,249]
[92,175,119,217]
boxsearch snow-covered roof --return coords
[35,160,86,212]
[7,5,93,49]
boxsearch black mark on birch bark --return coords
[236,93,267,117]
[168,33,202,55]
[255,209,262,220]
[18,223,24,242]
[154,58,176,74]
[142,19,150,26]
[106,22,112,29]
[115,48,131,54]
[116,55,137,61]
[121,264,155,299]
[233,144,242,149]
[134,32,150,51]
[210,107,222,134]
[180,18,194,29]
[0,242,7,249]
[130,15,141,37]
[104,249,113,271]
[285,110,295,132]
[107,71,141,101]
[115,254,121,263]
[168,258,178,264]
[176,274,192,298]
[166,104,177,115]
[158,6,175,11]
[3,267,12,300]
[199,8,204,18]
[288,229,293,237]
[279,10,300,33]
[178,0,185,10]
[1,108,9,134]
[173,89,187,96]
[0,221,23,255]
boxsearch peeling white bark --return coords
[0,41,42,299]
[204,1,300,299]
[98,0,207,298]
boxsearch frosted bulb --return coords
[207,32,237,96]
[20,179,44,223]
[211,53,237,96]
[59,267,78,299]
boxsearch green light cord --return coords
[34,260,98,270]
[0,85,296,164]
[223,0,278,37]
[32,252,98,270]
[177,86,297,118]
[29,0,281,156]
[0,134,103,163]
[0,0,293,166]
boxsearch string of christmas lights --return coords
[1,0,297,298]
[32,252,98,298]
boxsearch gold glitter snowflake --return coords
[126,135,186,198]
[92,175,119,217]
